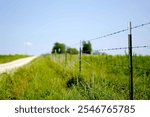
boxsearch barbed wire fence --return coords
[51,21,150,100]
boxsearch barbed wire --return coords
[88,22,150,42]
[132,22,150,30]
[70,21,150,46]
[92,45,150,52]
[132,45,150,49]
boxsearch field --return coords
[0,55,29,64]
[0,54,149,100]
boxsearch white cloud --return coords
[24,42,33,46]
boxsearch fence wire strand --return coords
[93,45,150,52]
[70,21,150,46]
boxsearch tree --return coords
[66,48,78,54]
[82,41,92,54]
[52,42,65,54]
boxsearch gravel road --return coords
[0,56,37,74]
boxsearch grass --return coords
[0,54,149,100]
[0,54,29,64]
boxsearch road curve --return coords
[0,56,37,74]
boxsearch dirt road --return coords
[0,56,37,74]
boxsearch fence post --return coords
[54,49,57,62]
[58,48,61,63]
[128,22,133,100]
[65,46,67,67]
[79,40,82,73]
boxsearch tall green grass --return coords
[0,54,29,64]
[0,54,149,100]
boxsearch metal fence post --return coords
[128,22,133,100]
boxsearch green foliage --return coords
[82,41,92,54]
[52,42,66,54]
[0,54,149,100]
[0,54,29,64]
[66,48,78,54]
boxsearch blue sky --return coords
[0,0,150,55]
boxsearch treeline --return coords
[51,41,92,54]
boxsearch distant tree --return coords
[52,42,65,54]
[82,41,92,54]
[66,48,78,54]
